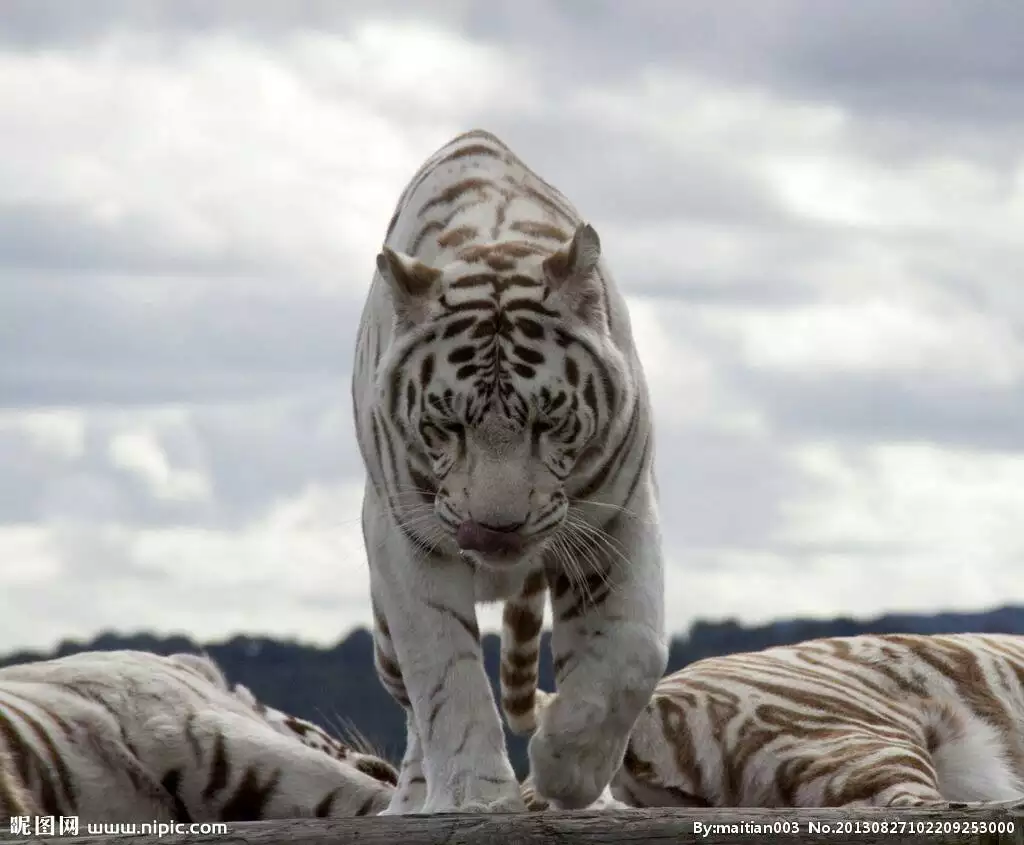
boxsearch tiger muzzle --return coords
[456,519,525,557]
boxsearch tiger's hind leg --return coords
[500,568,547,736]
[821,698,1024,809]
[926,698,1024,803]
[799,733,948,808]
[831,700,1024,808]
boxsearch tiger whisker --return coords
[568,498,641,521]
[557,515,624,605]
[550,527,599,609]
[565,511,631,581]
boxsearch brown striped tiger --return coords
[352,128,667,813]
[608,633,1024,809]
[0,649,396,824]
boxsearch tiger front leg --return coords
[529,523,667,810]
[369,528,524,814]
[371,601,427,815]
[375,711,426,815]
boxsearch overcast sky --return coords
[2,0,1023,653]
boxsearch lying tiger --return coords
[0,647,624,825]
[528,632,1024,811]
[0,649,396,823]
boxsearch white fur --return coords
[520,689,634,812]
[610,633,1024,809]
[0,650,394,823]
[353,129,667,813]
[366,512,521,814]
[0,747,39,818]
[928,700,1024,802]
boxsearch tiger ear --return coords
[542,223,604,325]
[232,683,258,708]
[376,246,442,327]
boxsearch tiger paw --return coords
[377,771,427,815]
[527,702,625,810]
[589,785,632,811]
[377,793,425,816]
[420,776,526,814]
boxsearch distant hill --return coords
[4,604,1023,778]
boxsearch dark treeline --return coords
[4,604,1023,778]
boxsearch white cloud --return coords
[573,65,1024,244]
[662,441,1024,626]
[703,298,1024,385]
[664,544,1024,629]
[573,67,848,160]
[109,429,211,504]
[663,441,1024,624]
[782,442,1024,565]
[569,62,1024,332]
[626,297,723,426]
[132,481,365,593]
[0,525,59,586]
[0,409,85,460]
[0,481,373,650]
[761,152,1008,231]
[0,23,537,289]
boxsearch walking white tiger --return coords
[352,128,667,813]
[610,633,1024,809]
[0,650,396,824]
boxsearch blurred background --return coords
[1,0,1022,772]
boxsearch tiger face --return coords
[376,223,628,568]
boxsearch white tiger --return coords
[0,649,396,824]
[611,633,1024,809]
[522,633,1024,813]
[352,128,667,814]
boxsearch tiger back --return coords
[0,650,395,823]
[614,633,1024,809]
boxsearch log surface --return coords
[2,805,1023,845]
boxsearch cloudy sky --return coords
[2,0,1023,653]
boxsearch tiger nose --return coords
[456,519,526,555]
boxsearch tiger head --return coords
[231,683,399,787]
[375,222,631,569]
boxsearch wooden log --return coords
[2,805,1023,845]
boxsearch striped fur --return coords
[0,748,35,819]
[352,129,667,813]
[613,633,1024,809]
[227,682,399,790]
[0,650,395,824]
